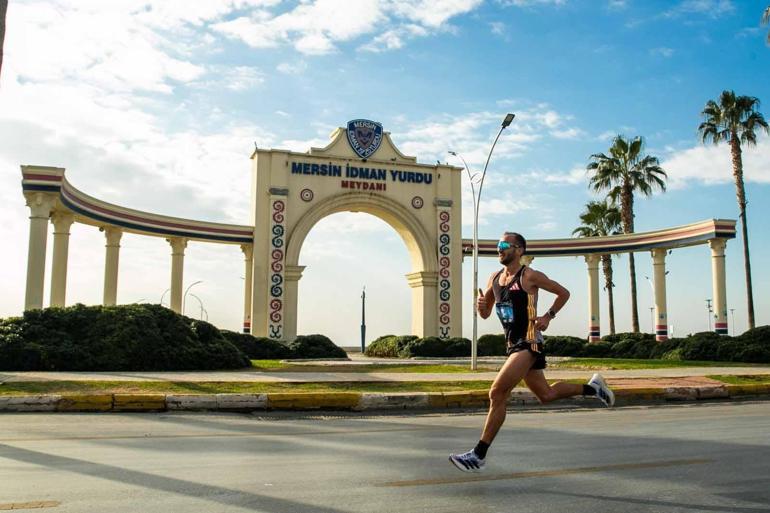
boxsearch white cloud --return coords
[394,104,584,169]
[500,0,567,6]
[490,21,506,36]
[664,0,735,19]
[277,60,308,74]
[213,0,482,55]
[661,137,770,189]
[551,127,587,140]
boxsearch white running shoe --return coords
[588,373,615,408]
[449,449,486,473]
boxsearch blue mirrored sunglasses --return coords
[497,241,521,251]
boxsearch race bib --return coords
[495,302,514,324]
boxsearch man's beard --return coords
[499,253,516,266]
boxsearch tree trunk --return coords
[602,254,616,335]
[730,136,755,330]
[0,0,8,80]
[621,184,639,332]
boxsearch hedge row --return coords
[221,330,347,360]
[0,304,346,371]
[545,328,770,363]
[365,334,505,358]
[364,327,770,363]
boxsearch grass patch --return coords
[707,375,770,385]
[550,358,769,370]
[0,380,498,396]
[250,360,499,373]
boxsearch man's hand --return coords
[534,315,551,331]
[476,288,489,314]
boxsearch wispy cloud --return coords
[650,47,675,58]
[661,136,770,189]
[213,0,483,55]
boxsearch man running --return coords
[449,232,614,473]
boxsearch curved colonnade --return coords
[22,165,736,340]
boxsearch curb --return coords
[0,385,768,413]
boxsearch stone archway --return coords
[249,120,463,341]
[281,192,437,341]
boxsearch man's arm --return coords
[528,270,570,331]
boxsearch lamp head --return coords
[502,113,515,128]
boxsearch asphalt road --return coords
[2,402,769,512]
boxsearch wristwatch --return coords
[547,308,557,319]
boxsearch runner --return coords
[449,232,614,473]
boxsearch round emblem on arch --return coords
[411,196,424,209]
[300,189,314,202]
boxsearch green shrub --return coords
[288,334,347,359]
[581,341,613,357]
[478,334,506,356]
[677,331,724,361]
[601,332,655,344]
[221,330,292,359]
[736,326,770,346]
[0,304,250,371]
[543,335,586,356]
[365,335,417,357]
[399,336,471,357]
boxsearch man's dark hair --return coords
[504,232,526,254]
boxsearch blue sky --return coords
[1,0,769,344]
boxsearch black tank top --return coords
[492,266,536,343]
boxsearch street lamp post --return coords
[449,113,515,370]
[644,276,654,334]
[730,308,735,336]
[183,280,203,315]
[160,288,170,307]
[706,299,713,332]
[187,293,207,321]
[361,286,366,353]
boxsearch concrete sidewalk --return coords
[1,358,769,413]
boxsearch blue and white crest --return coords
[347,119,383,159]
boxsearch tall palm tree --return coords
[0,0,7,79]
[698,91,769,330]
[573,200,622,334]
[587,135,667,333]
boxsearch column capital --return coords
[167,237,188,254]
[24,192,56,219]
[651,247,668,264]
[101,226,123,246]
[284,265,306,282]
[405,271,438,288]
[584,253,600,267]
[709,238,727,255]
[50,212,75,233]
[240,243,253,260]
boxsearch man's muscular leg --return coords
[524,369,583,404]
[480,350,536,444]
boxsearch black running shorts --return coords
[506,337,547,370]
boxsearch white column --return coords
[651,248,669,341]
[709,239,728,335]
[283,265,306,342]
[406,271,438,338]
[24,193,56,310]
[49,212,75,307]
[585,254,601,342]
[102,227,123,306]
[241,244,253,333]
[167,237,187,314]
